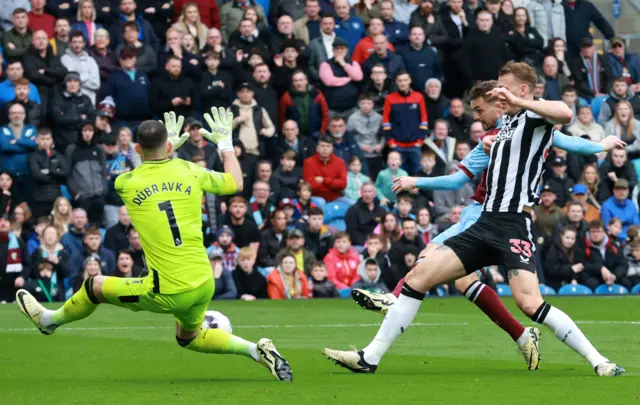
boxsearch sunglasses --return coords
[613,43,624,48]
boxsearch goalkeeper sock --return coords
[181,328,259,361]
[463,280,525,341]
[42,278,99,327]
[532,302,608,367]
[363,282,423,365]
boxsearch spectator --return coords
[275,120,317,168]
[3,8,33,60]
[309,261,338,297]
[599,147,637,200]
[126,227,144,270]
[506,7,544,65]
[468,121,484,148]
[599,78,640,124]
[344,156,371,202]
[375,150,408,206]
[430,0,469,98]
[353,18,393,65]
[73,254,102,292]
[279,71,329,139]
[275,228,316,275]
[333,0,364,52]
[546,156,574,207]
[50,18,71,56]
[206,225,240,274]
[576,219,626,290]
[416,206,436,245]
[108,0,159,52]
[220,0,266,42]
[251,63,279,132]
[394,0,417,25]
[622,239,640,290]
[424,119,455,174]
[171,3,209,49]
[396,26,441,92]
[71,0,103,46]
[552,200,589,245]
[345,181,385,246]
[413,149,438,207]
[114,249,143,278]
[541,55,570,101]
[352,257,389,293]
[248,179,274,230]
[267,252,310,299]
[525,0,565,46]
[61,31,100,105]
[0,103,37,189]
[362,34,405,79]
[601,179,640,241]
[607,37,640,92]
[380,0,408,46]
[52,197,72,238]
[0,212,30,302]
[30,225,68,282]
[323,231,360,289]
[568,105,605,147]
[11,202,33,245]
[52,72,94,153]
[534,184,566,239]
[319,37,363,118]
[86,29,118,94]
[103,205,131,255]
[0,60,41,109]
[360,232,391,282]
[269,15,308,59]
[293,0,322,45]
[410,0,436,38]
[101,135,132,227]
[115,22,157,75]
[28,127,67,219]
[570,36,613,100]
[2,78,41,128]
[68,226,115,281]
[603,102,640,144]
[564,183,600,222]
[560,84,579,125]
[433,160,474,220]
[348,92,383,178]
[175,119,220,172]
[388,218,425,273]
[292,181,317,222]
[580,163,605,208]
[272,40,309,93]
[228,18,271,64]
[65,122,107,225]
[445,98,472,142]
[159,28,202,81]
[223,196,260,254]
[544,226,582,290]
[28,0,56,38]
[308,13,336,82]
[423,78,449,125]
[608,217,623,242]
[453,140,471,162]
[209,252,237,300]
[374,211,401,251]
[258,209,287,268]
[149,55,197,119]
[270,151,300,202]
[173,0,220,31]
[547,37,572,77]
[200,51,234,114]
[233,247,267,300]
[362,63,396,113]
[303,135,347,202]
[395,192,416,225]
[328,116,369,175]
[302,206,332,259]
[563,0,614,56]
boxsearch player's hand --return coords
[482,135,496,154]
[201,107,234,152]
[391,176,417,193]
[487,87,521,109]
[600,135,626,151]
[160,111,189,151]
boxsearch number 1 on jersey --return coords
[158,201,182,246]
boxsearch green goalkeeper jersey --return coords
[115,158,237,294]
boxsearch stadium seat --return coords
[578,97,590,107]
[539,284,556,295]
[310,196,326,209]
[496,284,512,296]
[557,284,592,295]
[435,286,448,297]
[632,284,640,294]
[327,218,346,232]
[339,288,352,299]
[590,95,609,122]
[323,198,352,222]
[594,284,629,295]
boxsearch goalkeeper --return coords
[15,107,293,382]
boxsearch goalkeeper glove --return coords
[161,111,189,151]
[201,106,234,153]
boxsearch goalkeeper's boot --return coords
[517,327,541,370]
[322,346,377,373]
[257,338,293,381]
[15,289,57,335]
[595,362,625,377]
[351,289,396,315]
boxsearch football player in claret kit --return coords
[15,107,293,382]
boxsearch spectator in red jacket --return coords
[28,0,56,39]
[173,0,220,29]
[323,231,361,289]
[303,135,347,202]
[279,70,329,138]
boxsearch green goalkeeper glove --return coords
[161,111,189,151]
[201,107,234,153]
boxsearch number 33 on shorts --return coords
[509,239,532,264]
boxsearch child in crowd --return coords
[310,261,339,298]
[232,247,268,300]
[395,192,416,225]
[27,217,50,256]
[271,150,302,202]
[323,232,361,289]
[352,258,389,294]
[375,151,408,207]
[360,233,390,277]
[608,217,623,245]
[561,85,578,125]
[25,259,65,302]
[623,239,640,290]
[344,156,371,201]
[209,251,237,300]
[278,199,297,230]
[293,181,317,222]
[414,150,439,206]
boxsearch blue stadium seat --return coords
[339,288,352,299]
[558,284,592,295]
[632,284,640,294]
[590,95,608,122]
[496,284,512,296]
[310,196,326,209]
[435,286,448,297]
[323,198,352,222]
[539,284,557,295]
[594,284,629,295]
[327,218,346,232]
[578,97,590,107]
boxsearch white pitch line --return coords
[0,320,639,333]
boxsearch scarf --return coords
[37,273,58,303]
[249,197,272,227]
[2,232,22,274]
[582,53,600,94]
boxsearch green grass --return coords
[1,297,640,405]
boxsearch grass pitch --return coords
[1,297,639,405]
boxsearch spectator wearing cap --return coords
[150,55,197,119]
[28,0,56,39]
[115,22,157,75]
[433,160,474,221]
[258,209,288,267]
[87,29,119,91]
[0,60,42,109]
[410,0,436,37]
[251,63,280,134]
[563,0,613,56]
[396,26,441,92]
[275,120,317,167]
[52,72,95,152]
[362,34,405,79]
[273,41,310,93]
[599,147,637,200]
[0,213,31,302]
[546,156,574,208]
[271,150,303,202]
[3,8,33,59]
[103,205,131,255]
[28,127,68,219]
[348,92,384,178]
[23,30,67,122]
[319,37,363,118]
[601,179,640,241]
[102,49,152,130]
[333,0,365,52]
[345,181,386,246]
[2,78,41,128]
[293,0,322,44]
[279,71,328,138]
[380,0,408,47]
[569,36,613,100]
[177,119,223,171]
[94,98,115,141]
[200,52,234,115]
[49,18,71,57]
[101,134,133,227]
[108,0,160,53]
[308,13,337,82]
[564,183,601,223]
[219,0,266,42]
[61,31,100,105]
[71,0,103,46]
[607,37,640,92]
[275,228,317,275]
[208,251,238,300]
[207,225,240,274]
[303,135,347,202]
[327,116,369,175]
[534,183,566,241]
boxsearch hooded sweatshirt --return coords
[60,48,100,105]
[323,246,360,289]
[351,258,389,293]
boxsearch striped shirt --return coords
[484,109,554,213]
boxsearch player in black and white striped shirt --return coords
[322,62,624,377]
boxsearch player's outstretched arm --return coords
[201,107,244,193]
[552,131,626,155]
[161,111,189,150]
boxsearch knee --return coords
[515,294,544,318]
[454,273,479,294]
[90,276,107,303]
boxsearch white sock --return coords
[535,303,608,368]
[247,343,259,362]
[363,293,423,365]
[41,309,54,327]
[515,329,529,346]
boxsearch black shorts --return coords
[443,212,537,274]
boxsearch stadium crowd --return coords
[0,0,640,303]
